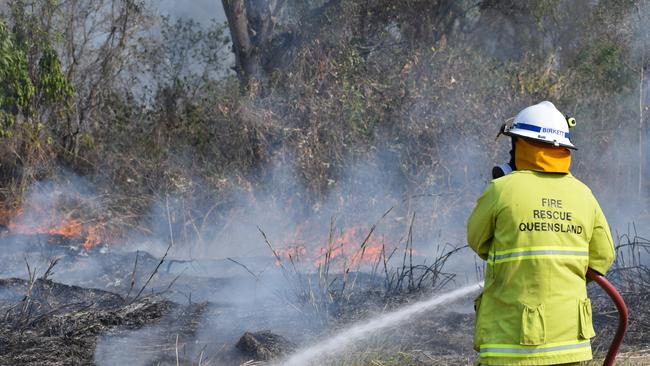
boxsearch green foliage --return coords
[37,47,74,108]
[0,1,78,202]
[573,40,634,93]
[0,2,74,123]
[336,48,378,137]
[513,54,563,99]
[0,21,35,119]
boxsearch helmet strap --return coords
[510,137,517,170]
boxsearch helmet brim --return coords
[505,131,577,150]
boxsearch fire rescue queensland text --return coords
[518,197,583,234]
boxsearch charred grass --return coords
[0,259,209,366]
[1,226,650,365]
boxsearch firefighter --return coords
[467,101,615,366]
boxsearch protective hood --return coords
[515,138,571,173]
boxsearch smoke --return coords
[570,0,650,233]
[84,139,488,364]
[156,0,226,24]
[3,2,650,365]
[140,147,483,270]
[277,282,483,366]
[95,324,166,366]
[0,173,108,280]
[9,175,99,233]
[112,0,505,272]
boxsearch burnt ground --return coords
[0,235,649,365]
[0,278,175,365]
[0,276,213,365]
[0,234,322,365]
[2,279,646,366]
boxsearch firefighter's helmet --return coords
[504,101,576,149]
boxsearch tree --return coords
[135,16,231,144]
[1,0,150,154]
[221,0,285,93]
[55,0,150,153]
[221,0,347,94]
[0,20,34,126]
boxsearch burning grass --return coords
[260,212,463,326]
[0,218,649,365]
[0,196,114,251]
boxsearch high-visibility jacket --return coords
[467,170,615,366]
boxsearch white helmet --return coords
[504,101,576,149]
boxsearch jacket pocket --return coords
[473,293,483,351]
[579,298,596,339]
[520,304,546,345]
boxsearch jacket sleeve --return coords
[467,182,498,261]
[588,199,615,275]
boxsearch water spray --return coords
[277,282,483,366]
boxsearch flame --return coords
[47,219,83,237]
[83,225,104,250]
[0,205,107,249]
[275,226,397,270]
[317,226,385,269]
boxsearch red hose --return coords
[586,268,629,366]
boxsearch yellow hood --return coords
[515,138,571,173]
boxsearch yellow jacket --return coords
[468,170,615,365]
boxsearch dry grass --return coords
[261,211,462,325]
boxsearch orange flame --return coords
[83,225,104,250]
[0,205,107,249]
[275,226,399,270]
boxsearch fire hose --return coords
[586,267,629,366]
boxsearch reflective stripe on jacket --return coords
[467,170,615,365]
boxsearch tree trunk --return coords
[222,0,266,92]
[221,0,339,95]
